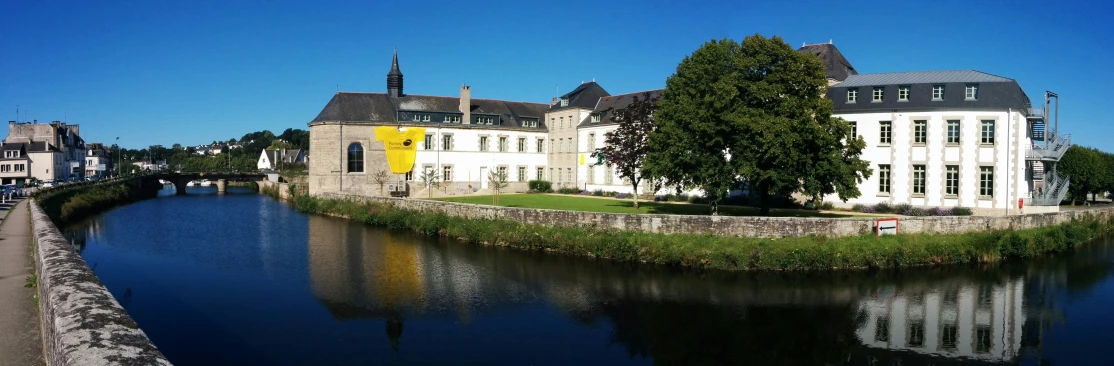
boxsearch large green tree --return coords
[645,35,870,215]
[1059,145,1112,204]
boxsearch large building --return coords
[308,51,551,196]
[84,142,114,179]
[813,43,1068,214]
[1,120,86,185]
[308,46,1069,213]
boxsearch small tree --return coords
[372,169,390,196]
[488,169,509,206]
[419,170,440,199]
[599,92,659,209]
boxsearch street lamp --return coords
[115,137,120,178]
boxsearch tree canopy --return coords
[645,35,871,215]
[600,92,659,209]
[1059,145,1114,204]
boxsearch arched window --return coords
[347,143,364,173]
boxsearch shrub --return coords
[527,180,552,193]
[851,203,865,212]
[615,193,631,199]
[953,207,973,216]
[872,202,893,213]
[556,187,579,194]
[592,189,604,196]
[819,201,835,210]
[673,194,689,202]
[905,207,930,216]
[892,203,912,215]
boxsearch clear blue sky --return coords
[2,0,1112,150]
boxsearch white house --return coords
[258,149,307,170]
[823,70,1067,214]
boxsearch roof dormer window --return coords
[591,113,601,123]
[476,116,495,125]
[560,97,569,107]
[411,113,431,122]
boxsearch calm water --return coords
[64,186,1114,365]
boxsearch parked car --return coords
[42,181,55,188]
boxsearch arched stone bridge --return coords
[145,172,267,195]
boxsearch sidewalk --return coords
[0,198,45,366]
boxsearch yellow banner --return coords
[375,126,426,174]
[579,154,584,165]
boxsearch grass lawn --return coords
[435,194,869,218]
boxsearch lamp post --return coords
[115,137,120,178]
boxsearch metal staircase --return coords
[1026,91,1070,206]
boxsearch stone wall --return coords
[29,201,171,365]
[318,193,1114,238]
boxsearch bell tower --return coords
[387,49,404,98]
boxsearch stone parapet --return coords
[317,193,1114,238]
[29,201,171,365]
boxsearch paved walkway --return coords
[0,199,45,366]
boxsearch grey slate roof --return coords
[827,70,1031,113]
[311,92,550,130]
[26,142,55,152]
[578,89,663,128]
[550,82,610,111]
[833,70,1013,88]
[798,43,857,82]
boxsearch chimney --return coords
[550,97,558,106]
[460,84,471,124]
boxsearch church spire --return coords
[387,49,404,97]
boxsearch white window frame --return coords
[872,87,884,102]
[980,120,995,145]
[913,120,927,145]
[946,120,961,145]
[847,89,857,103]
[945,165,959,196]
[878,164,891,194]
[517,166,526,182]
[879,121,892,145]
[979,166,994,198]
[898,86,910,101]
[518,137,526,152]
[912,165,926,196]
[966,84,979,100]
[933,85,945,100]
[479,136,489,152]
[591,114,601,122]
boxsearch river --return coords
[62,186,1114,365]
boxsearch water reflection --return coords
[305,213,1114,365]
[67,191,1114,365]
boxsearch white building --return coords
[823,70,1067,214]
[308,51,550,197]
[84,143,113,179]
[2,120,85,184]
[258,149,307,170]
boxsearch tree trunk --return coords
[759,192,772,216]
[632,181,640,209]
[711,201,719,216]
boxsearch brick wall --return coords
[318,193,1114,238]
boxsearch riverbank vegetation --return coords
[289,194,1114,271]
[435,194,866,218]
[35,180,162,224]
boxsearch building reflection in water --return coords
[306,212,1106,365]
[854,279,1025,363]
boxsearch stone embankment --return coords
[319,193,1111,238]
[29,201,171,365]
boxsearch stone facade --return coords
[318,193,1113,238]
[29,201,170,365]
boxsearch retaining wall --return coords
[29,201,171,365]
[318,193,1114,238]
